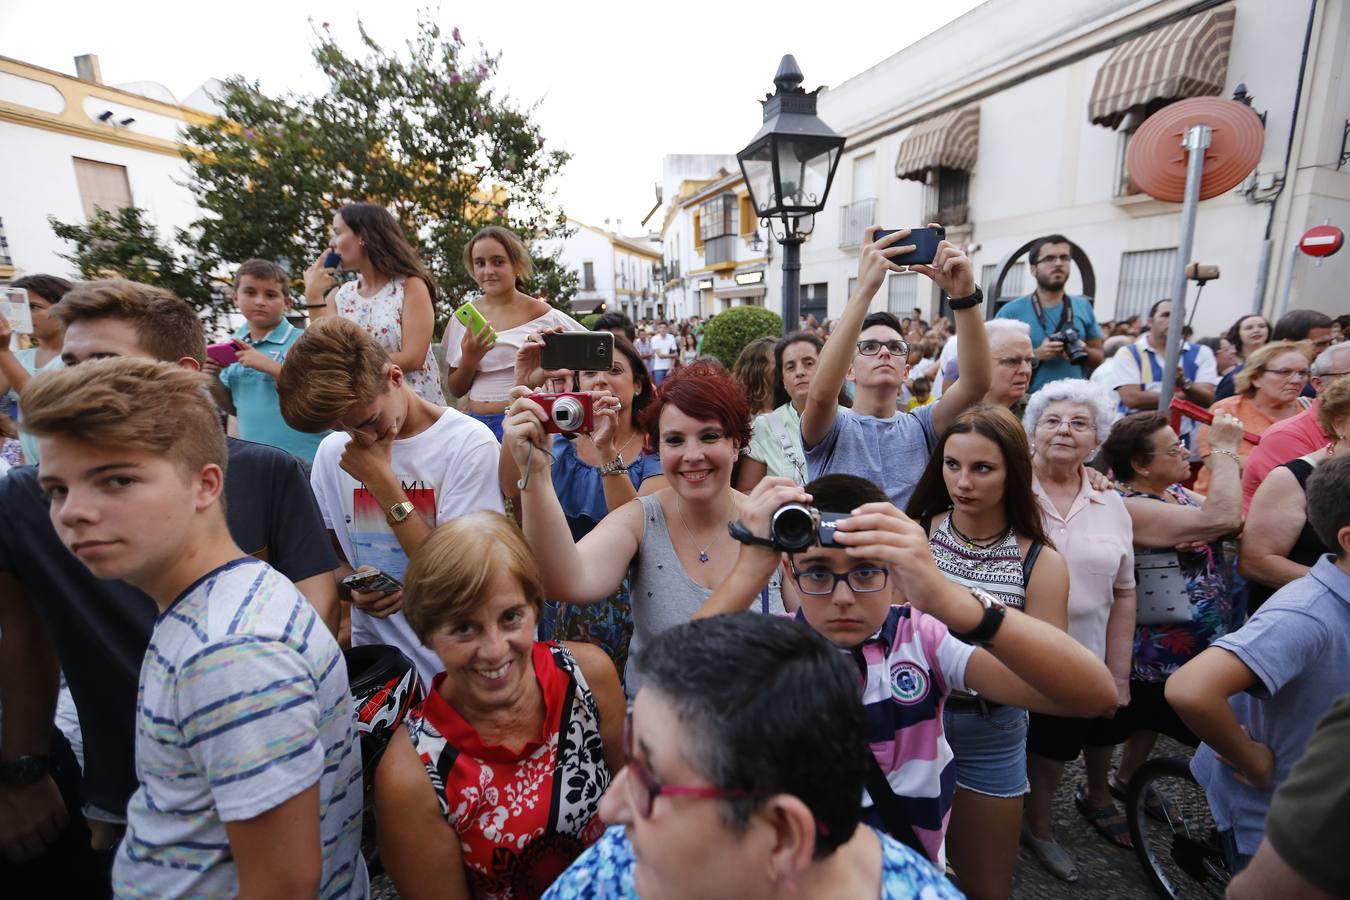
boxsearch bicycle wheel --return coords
[1127,757,1230,899]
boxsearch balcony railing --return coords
[704,235,736,266]
[840,198,878,248]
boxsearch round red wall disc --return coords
[1126,97,1265,202]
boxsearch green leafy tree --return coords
[700,306,784,368]
[52,15,576,328]
[48,207,230,319]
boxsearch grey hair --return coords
[1022,378,1118,446]
[986,319,1031,339]
[1313,341,1350,376]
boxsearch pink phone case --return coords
[207,341,241,366]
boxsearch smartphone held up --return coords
[2,288,33,341]
[873,226,946,266]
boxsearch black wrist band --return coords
[947,287,984,310]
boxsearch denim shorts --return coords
[943,701,1029,798]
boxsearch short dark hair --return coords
[805,473,887,514]
[1307,454,1350,557]
[1148,299,1172,319]
[912,376,932,392]
[233,259,289,291]
[50,279,205,365]
[1102,411,1171,483]
[594,311,636,343]
[11,274,74,304]
[1273,309,1333,342]
[612,336,654,427]
[636,614,868,859]
[1029,234,1072,265]
[861,311,904,336]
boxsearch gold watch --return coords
[385,500,416,526]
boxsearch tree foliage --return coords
[700,306,784,368]
[51,15,577,328]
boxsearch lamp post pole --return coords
[781,233,803,332]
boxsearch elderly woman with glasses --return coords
[1194,340,1314,492]
[545,615,964,900]
[1020,379,1138,881]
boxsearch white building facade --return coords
[652,155,775,322]
[739,0,1350,336]
[0,54,219,283]
[538,218,662,318]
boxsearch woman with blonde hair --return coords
[441,225,584,439]
[374,510,624,899]
[1194,340,1312,491]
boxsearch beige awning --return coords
[894,106,980,183]
[1088,7,1236,129]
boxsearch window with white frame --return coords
[1115,248,1178,320]
[887,273,918,314]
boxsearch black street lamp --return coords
[737,55,844,335]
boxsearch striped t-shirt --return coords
[114,558,368,899]
[796,604,975,868]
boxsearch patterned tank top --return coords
[928,513,1029,611]
[405,642,609,899]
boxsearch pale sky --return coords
[2,0,985,234]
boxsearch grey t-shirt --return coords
[1190,555,1350,854]
[626,494,784,696]
[803,405,938,508]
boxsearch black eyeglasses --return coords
[790,563,889,595]
[1033,253,1072,266]
[856,339,909,357]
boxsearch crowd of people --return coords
[1,212,1348,900]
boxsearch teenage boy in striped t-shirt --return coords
[695,473,1116,870]
[22,358,367,899]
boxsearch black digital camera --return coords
[1048,327,1089,366]
[770,504,847,552]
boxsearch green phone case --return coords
[455,302,491,337]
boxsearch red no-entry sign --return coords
[1299,225,1344,258]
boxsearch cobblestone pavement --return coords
[371,741,1191,899]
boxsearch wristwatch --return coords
[0,755,50,787]
[385,500,416,526]
[947,286,984,310]
[951,587,1007,646]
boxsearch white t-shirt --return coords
[311,407,504,683]
[650,333,678,371]
[1107,336,1218,442]
[442,306,584,401]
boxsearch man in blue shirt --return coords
[1167,454,1350,875]
[995,234,1104,393]
[206,260,327,462]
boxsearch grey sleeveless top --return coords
[625,494,785,695]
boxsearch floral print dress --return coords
[405,642,609,899]
[334,276,445,404]
[1117,484,1238,682]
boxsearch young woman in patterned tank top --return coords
[906,404,1071,900]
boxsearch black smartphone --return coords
[541,331,614,372]
[341,570,402,594]
[873,226,946,266]
[323,250,341,269]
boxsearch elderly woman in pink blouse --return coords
[1020,379,1138,882]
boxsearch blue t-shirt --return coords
[219,320,328,462]
[1190,555,1350,854]
[543,825,963,899]
[804,405,938,510]
[995,294,1101,393]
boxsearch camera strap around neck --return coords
[1031,290,1071,335]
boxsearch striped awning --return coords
[1088,7,1236,129]
[894,105,980,183]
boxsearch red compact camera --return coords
[535,392,595,434]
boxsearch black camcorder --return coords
[769,504,848,552]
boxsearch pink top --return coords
[1032,469,1135,660]
[1242,401,1328,514]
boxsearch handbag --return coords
[1134,551,1193,626]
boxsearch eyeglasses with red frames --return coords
[623,710,751,818]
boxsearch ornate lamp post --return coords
[737,55,844,334]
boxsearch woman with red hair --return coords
[503,362,786,696]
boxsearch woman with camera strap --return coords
[905,404,1071,900]
[503,361,786,698]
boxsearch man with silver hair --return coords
[1242,340,1350,513]
[932,319,1037,412]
